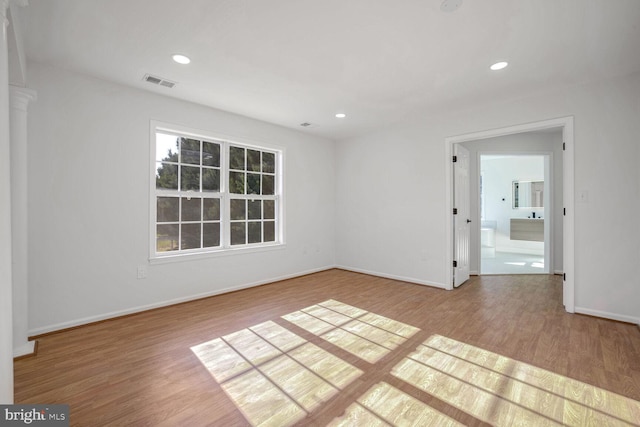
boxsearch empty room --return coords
[1,0,640,426]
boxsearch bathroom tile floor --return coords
[481,251,546,275]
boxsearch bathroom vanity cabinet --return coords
[510,218,544,242]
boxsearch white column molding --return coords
[1,1,9,24]
[10,85,36,359]
[0,0,15,404]
[10,85,35,108]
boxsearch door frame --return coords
[444,116,575,313]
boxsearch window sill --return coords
[149,242,286,265]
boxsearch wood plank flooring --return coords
[13,269,640,426]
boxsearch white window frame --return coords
[149,120,285,263]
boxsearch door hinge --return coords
[452,155,457,163]
[563,273,566,281]
[563,208,566,216]
[563,142,566,151]
[453,208,458,215]
[453,260,458,268]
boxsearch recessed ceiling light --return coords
[490,61,508,71]
[172,54,191,65]
[335,113,346,118]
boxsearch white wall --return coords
[26,62,336,334]
[22,64,640,333]
[461,131,564,274]
[335,71,640,324]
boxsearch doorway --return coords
[478,154,550,275]
[445,117,575,313]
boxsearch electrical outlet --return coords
[137,265,147,279]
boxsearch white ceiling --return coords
[20,0,640,140]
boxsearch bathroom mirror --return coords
[513,180,544,208]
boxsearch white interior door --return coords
[453,144,471,287]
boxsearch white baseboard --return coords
[554,270,563,275]
[574,307,640,325]
[13,341,36,358]
[28,265,336,337]
[335,265,448,290]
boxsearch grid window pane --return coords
[155,130,280,255]
[203,198,220,221]
[229,171,245,194]
[247,173,261,194]
[203,141,220,167]
[264,221,275,242]
[156,163,178,190]
[203,223,220,247]
[157,224,179,252]
[247,149,261,172]
[262,175,275,195]
[248,221,262,243]
[157,197,179,222]
[181,165,200,191]
[230,199,246,220]
[156,133,179,162]
[248,200,262,220]
[231,223,246,245]
[181,223,201,249]
[202,168,220,192]
[230,146,245,170]
[181,197,201,222]
[181,138,201,165]
[262,152,275,173]
[264,200,275,220]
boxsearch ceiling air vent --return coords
[143,74,177,89]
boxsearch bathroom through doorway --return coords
[480,154,549,274]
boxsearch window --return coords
[151,123,282,259]
[228,145,277,246]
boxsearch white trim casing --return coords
[148,120,286,262]
[445,117,575,314]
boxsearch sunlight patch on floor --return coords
[391,335,640,426]
[282,299,420,363]
[191,301,422,426]
[191,320,363,426]
[327,382,464,427]
[191,303,640,427]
